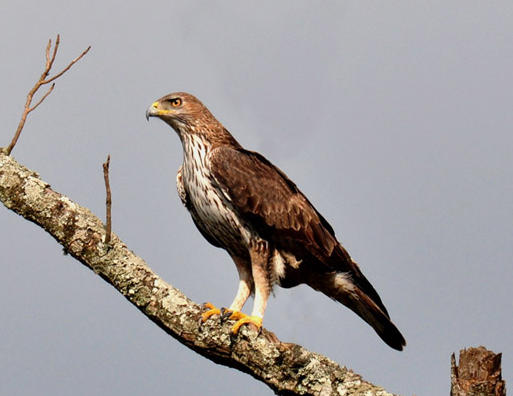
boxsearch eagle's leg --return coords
[202,256,253,324]
[228,256,253,312]
[220,257,254,322]
[231,240,270,334]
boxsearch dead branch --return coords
[451,346,505,396]
[2,35,90,155]
[0,151,400,396]
[103,155,112,244]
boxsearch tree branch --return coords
[102,155,112,244]
[3,36,90,155]
[0,152,400,396]
[451,346,505,396]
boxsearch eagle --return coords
[146,92,406,350]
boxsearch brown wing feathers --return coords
[210,148,336,256]
[211,149,393,305]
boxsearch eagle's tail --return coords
[348,285,406,351]
[313,272,406,351]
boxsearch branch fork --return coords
[3,35,90,155]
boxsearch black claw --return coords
[257,326,263,337]
[220,308,232,322]
[198,303,211,329]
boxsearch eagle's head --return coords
[146,92,217,132]
[146,92,241,148]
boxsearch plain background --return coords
[1,2,512,395]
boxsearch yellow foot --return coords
[220,308,248,322]
[231,315,263,334]
[201,305,263,335]
[201,302,221,323]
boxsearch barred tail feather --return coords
[349,288,406,351]
[313,272,406,351]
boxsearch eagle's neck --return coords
[177,127,253,254]
[177,123,241,177]
[171,115,241,149]
[181,133,210,177]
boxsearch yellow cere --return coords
[151,101,174,116]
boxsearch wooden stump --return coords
[451,346,506,396]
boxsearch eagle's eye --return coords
[170,98,182,107]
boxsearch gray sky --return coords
[1,2,512,395]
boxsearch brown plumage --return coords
[146,92,406,350]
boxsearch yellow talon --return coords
[201,305,263,335]
[231,315,263,334]
[225,310,248,321]
[201,302,221,322]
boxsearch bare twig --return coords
[29,83,55,112]
[103,155,112,244]
[3,35,90,155]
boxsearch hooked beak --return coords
[145,101,160,121]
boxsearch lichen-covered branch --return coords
[0,152,399,396]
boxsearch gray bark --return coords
[0,151,398,396]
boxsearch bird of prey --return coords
[146,92,406,350]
